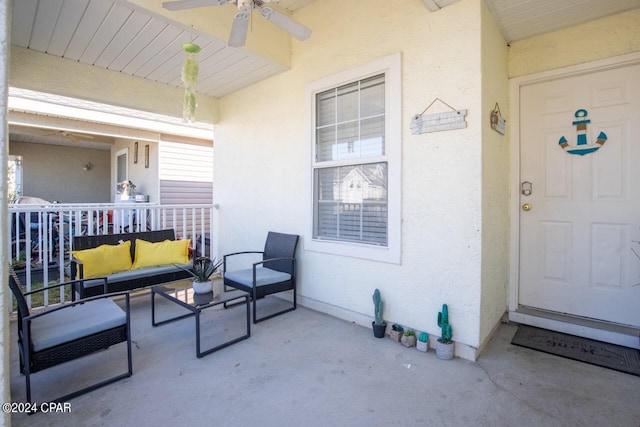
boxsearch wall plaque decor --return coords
[411,98,467,135]
[490,103,506,135]
[558,109,608,156]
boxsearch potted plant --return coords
[371,289,386,338]
[436,304,454,360]
[177,256,223,294]
[416,332,429,352]
[389,324,404,342]
[400,329,416,347]
[11,252,60,284]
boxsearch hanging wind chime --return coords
[181,42,201,122]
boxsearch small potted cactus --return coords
[401,329,417,347]
[389,324,404,342]
[416,332,429,352]
[436,304,454,360]
[371,289,387,338]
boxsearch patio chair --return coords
[8,269,132,404]
[223,232,299,323]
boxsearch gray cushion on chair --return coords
[224,267,291,287]
[31,299,126,351]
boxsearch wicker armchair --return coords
[223,231,299,323]
[8,269,132,404]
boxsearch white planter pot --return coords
[416,340,428,352]
[435,339,454,360]
[192,280,213,294]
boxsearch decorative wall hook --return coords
[490,103,506,135]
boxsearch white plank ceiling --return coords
[10,0,314,100]
[11,0,640,101]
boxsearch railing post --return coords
[8,202,214,309]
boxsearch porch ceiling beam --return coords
[9,111,161,143]
[10,46,220,125]
[8,88,214,141]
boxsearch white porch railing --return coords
[8,202,216,308]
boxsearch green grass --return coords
[15,280,74,311]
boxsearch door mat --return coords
[511,325,640,377]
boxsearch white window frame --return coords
[8,155,23,202]
[306,53,401,264]
[115,148,128,183]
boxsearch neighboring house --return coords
[8,139,111,203]
[1,2,639,411]
[7,95,214,205]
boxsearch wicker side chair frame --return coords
[8,269,132,404]
[223,232,299,324]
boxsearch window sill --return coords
[306,238,400,264]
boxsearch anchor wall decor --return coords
[558,109,608,156]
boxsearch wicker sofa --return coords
[71,229,193,299]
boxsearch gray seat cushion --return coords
[224,267,291,287]
[31,299,126,351]
[82,264,192,289]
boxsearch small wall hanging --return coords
[490,103,506,135]
[134,141,138,164]
[410,98,467,135]
[558,109,608,156]
[145,144,150,168]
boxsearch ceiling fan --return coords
[162,0,312,48]
[39,129,95,143]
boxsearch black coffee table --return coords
[151,280,250,357]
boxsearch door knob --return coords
[522,203,531,212]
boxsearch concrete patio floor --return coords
[9,290,640,427]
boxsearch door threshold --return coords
[509,307,640,349]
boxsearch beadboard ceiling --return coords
[8,0,640,147]
[11,0,639,100]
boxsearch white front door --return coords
[518,62,640,328]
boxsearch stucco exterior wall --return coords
[215,0,490,356]
[479,0,510,351]
[508,9,640,78]
[9,141,111,203]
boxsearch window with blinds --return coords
[313,74,388,246]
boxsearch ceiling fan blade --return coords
[259,6,311,41]
[228,6,251,47]
[162,0,232,11]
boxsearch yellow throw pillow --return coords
[132,239,190,269]
[72,241,132,278]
